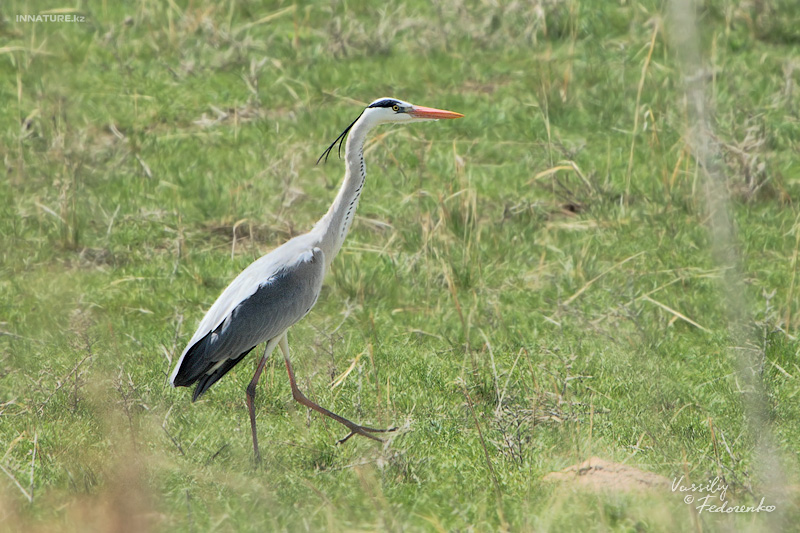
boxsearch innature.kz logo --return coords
[16,14,86,23]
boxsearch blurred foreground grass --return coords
[1,0,799,531]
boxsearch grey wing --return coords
[171,247,325,398]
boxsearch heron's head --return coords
[363,97,464,124]
[317,97,463,164]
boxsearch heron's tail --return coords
[190,348,253,401]
[171,330,254,401]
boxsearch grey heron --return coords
[169,97,463,460]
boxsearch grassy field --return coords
[2,0,800,530]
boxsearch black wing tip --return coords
[188,347,256,402]
[191,382,207,402]
[171,368,194,388]
[171,370,204,401]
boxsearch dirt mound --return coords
[544,457,670,492]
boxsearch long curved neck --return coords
[313,114,375,269]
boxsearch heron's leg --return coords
[278,334,396,444]
[246,337,280,463]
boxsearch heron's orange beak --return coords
[408,105,464,120]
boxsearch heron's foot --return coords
[338,424,398,444]
[283,355,398,445]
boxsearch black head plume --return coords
[316,109,365,165]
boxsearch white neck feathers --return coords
[312,112,378,269]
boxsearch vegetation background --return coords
[1,0,799,530]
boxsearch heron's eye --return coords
[392,104,400,112]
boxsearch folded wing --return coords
[170,246,325,399]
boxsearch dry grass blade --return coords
[625,18,660,199]
[233,5,296,34]
[530,161,592,190]
[0,46,53,56]
[562,251,645,307]
[0,463,32,503]
[331,349,365,389]
[640,295,710,333]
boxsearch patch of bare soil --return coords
[544,457,670,492]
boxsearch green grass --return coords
[2,0,800,531]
